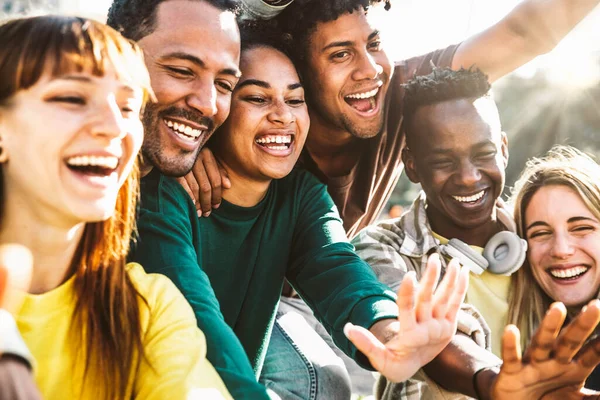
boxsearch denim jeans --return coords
[259,300,353,400]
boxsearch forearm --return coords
[423,335,501,400]
[507,0,599,53]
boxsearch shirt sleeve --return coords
[131,173,269,400]
[286,172,399,370]
[134,272,231,400]
[352,222,415,293]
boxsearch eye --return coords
[166,66,193,78]
[476,151,496,160]
[244,96,266,104]
[48,95,86,105]
[331,51,350,62]
[368,41,382,51]
[286,98,305,106]
[429,159,453,169]
[216,81,234,93]
[528,230,551,239]
[572,225,595,234]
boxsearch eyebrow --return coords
[237,79,303,91]
[161,51,241,77]
[58,75,93,83]
[321,29,380,52]
[526,216,598,231]
[428,141,496,155]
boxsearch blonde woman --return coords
[0,15,230,399]
[508,145,600,390]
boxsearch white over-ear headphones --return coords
[439,231,527,275]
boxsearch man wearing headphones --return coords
[352,67,520,398]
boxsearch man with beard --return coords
[105,1,272,399]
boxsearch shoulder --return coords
[126,263,191,315]
[140,170,195,215]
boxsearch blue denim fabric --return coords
[260,305,352,400]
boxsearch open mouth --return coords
[452,189,486,204]
[163,118,205,142]
[344,85,381,114]
[255,134,295,151]
[66,155,119,177]
[548,265,590,281]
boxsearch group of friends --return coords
[1,0,600,399]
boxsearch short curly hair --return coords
[403,67,492,145]
[274,0,391,66]
[107,0,240,41]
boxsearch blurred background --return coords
[3,0,599,218]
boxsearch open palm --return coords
[346,255,469,382]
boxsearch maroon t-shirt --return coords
[300,45,459,239]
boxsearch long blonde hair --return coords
[0,15,153,399]
[507,145,600,343]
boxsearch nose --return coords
[185,78,218,117]
[352,51,383,81]
[90,94,127,139]
[456,160,482,187]
[267,100,294,126]
[550,232,575,259]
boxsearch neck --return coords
[1,196,85,295]
[304,109,361,178]
[220,164,271,208]
[427,207,502,248]
[140,158,153,178]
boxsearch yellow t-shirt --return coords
[433,232,510,357]
[16,263,231,400]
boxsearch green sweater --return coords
[132,168,398,395]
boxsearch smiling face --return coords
[304,7,392,139]
[212,46,309,182]
[404,97,508,237]
[137,0,241,176]
[0,68,144,226]
[525,185,600,307]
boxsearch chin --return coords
[72,200,118,223]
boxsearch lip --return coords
[256,129,296,137]
[162,119,208,152]
[343,81,384,118]
[344,81,383,98]
[448,188,489,209]
[162,117,209,132]
[546,263,591,285]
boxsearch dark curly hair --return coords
[107,0,240,41]
[274,0,390,67]
[403,67,491,145]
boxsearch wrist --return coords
[473,365,501,400]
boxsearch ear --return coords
[500,131,509,169]
[402,146,421,184]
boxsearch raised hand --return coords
[344,254,469,382]
[0,244,33,315]
[490,301,600,400]
[177,147,231,218]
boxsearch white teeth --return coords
[549,266,589,279]
[164,119,202,139]
[452,190,485,203]
[255,135,292,145]
[345,87,379,100]
[67,155,119,169]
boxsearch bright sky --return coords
[76,0,600,86]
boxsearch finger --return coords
[555,300,600,363]
[396,271,417,331]
[444,262,469,322]
[415,253,441,322]
[192,159,213,217]
[176,177,198,208]
[432,257,458,319]
[344,322,388,373]
[525,302,565,363]
[200,148,223,208]
[577,335,600,370]
[500,325,523,375]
